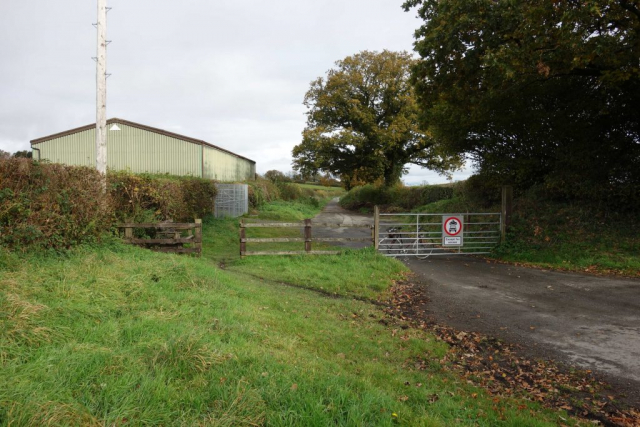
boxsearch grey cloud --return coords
[0,0,466,182]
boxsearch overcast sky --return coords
[0,0,472,184]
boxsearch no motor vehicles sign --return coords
[442,216,463,247]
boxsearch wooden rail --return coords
[119,219,202,256]
[240,219,372,256]
[243,222,371,228]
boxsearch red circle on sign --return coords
[444,217,462,236]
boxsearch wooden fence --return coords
[119,219,202,255]
[240,219,372,256]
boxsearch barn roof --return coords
[30,118,255,164]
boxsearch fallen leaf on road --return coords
[382,280,640,427]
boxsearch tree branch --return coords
[618,0,640,22]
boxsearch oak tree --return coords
[292,50,461,189]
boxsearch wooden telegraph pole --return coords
[95,0,108,189]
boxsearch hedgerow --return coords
[340,183,454,212]
[247,177,323,210]
[0,160,217,251]
[108,171,217,223]
[0,159,111,250]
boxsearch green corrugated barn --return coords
[30,118,256,181]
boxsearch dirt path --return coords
[314,201,640,405]
[312,198,373,249]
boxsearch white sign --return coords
[444,236,462,246]
[442,216,463,247]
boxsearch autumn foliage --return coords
[0,159,111,250]
[0,159,216,250]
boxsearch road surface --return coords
[405,256,640,404]
[314,200,640,403]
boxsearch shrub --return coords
[339,184,391,210]
[276,182,303,201]
[247,178,280,208]
[340,184,454,211]
[179,177,218,219]
[452,174,502,208]
[0,161,217,251]
[245,177,334,211]
[108,171,217,222]
[0,159,111,250]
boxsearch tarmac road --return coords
[313,200,640,404]
[404,256,640,405]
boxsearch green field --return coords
[0,198,580,426]
[296,182,344,195]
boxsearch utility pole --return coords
[95,0,107,188]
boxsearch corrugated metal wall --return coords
[203,145,255,181]
[35,129,97,167]
[108,124,202,176]
[34,123,255,181]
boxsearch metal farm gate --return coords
[375,210,502,258]
[214,184,249,218]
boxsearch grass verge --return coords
[0,241,575,426]
[0,194,586,426]
[203,197,406,300]
[230,247,406,300]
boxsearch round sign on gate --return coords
[442,215,464,247]
[443,217,462,236]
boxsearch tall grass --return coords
[0,187,581,425]
[0,242,571,426]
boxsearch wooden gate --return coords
[119,219,202,255]
[239,219,372,256]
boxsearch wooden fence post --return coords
[501,186,513,242]
[195,219,202,256]
[304,219,312,253]
[374,206,380,250]
[124,218,133,241]
[240,219,246,257]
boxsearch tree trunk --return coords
[383,163,403,187]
